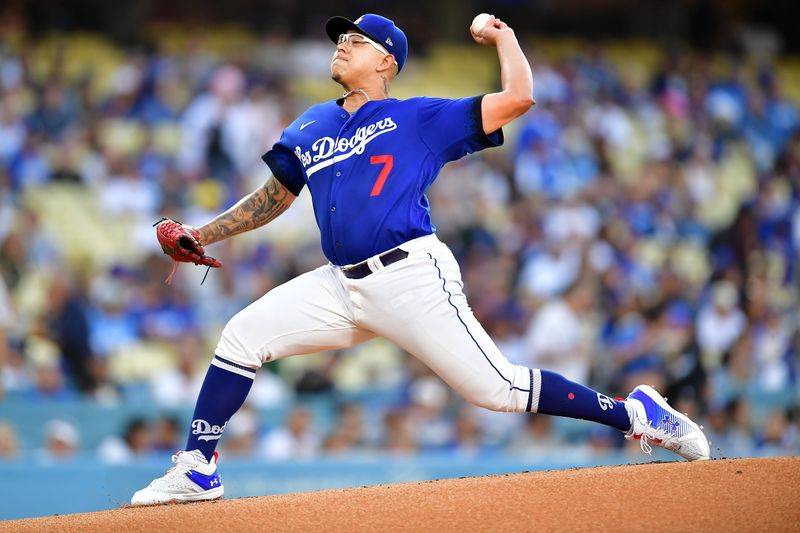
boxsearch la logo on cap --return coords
[386,37,393,46]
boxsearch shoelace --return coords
[165,451,201,475]
[637,422,674,455]
[639,432,655,455]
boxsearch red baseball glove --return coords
[154,218,222,284]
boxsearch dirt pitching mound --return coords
[3,457,798,532]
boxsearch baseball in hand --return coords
[471,13,492,35]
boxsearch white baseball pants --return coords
[216,234,541,413]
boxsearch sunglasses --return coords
[337,33,390,56]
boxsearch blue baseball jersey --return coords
[262,95,503,266]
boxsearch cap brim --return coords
[325,16,382,46]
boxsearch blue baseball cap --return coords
[325,14,408,73]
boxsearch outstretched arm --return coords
[471,15,535,135]
[197,175,296,245]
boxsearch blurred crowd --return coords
[0,23,798,464]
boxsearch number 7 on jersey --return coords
[369,155,394,197]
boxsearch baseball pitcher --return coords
[133,13,709,505]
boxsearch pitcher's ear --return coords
[378,54,398,79]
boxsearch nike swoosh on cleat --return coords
[300,121,316,130]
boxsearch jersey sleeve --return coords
[416,95,504,163]
[261,134,305,196]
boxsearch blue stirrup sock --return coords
[536,370,631,432]
[185,355,256,461]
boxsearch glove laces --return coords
[163,263,212,285]
[165,262,179,285]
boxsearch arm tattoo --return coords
[198,176,294,245]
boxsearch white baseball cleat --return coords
[131,450,224,505]
[624,385,710,462]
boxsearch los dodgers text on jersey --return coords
[295,116,398,176]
